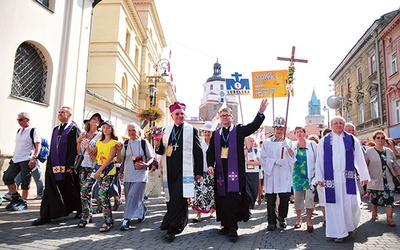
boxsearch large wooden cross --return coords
[277,46,308,66]
[277,46,308,158]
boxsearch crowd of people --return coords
[2,99,400,244]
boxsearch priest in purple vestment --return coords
[32,106,81,225]
[314,116,370,243]
[206,99,268,242]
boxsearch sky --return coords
[154,0,399,130]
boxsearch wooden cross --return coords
[277,46,308,158]
[277,46,308,66]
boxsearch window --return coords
[210,84,213,90]
[358,103,364,124]
[347,77,351,93]
[219,84,224,90]
[370,54,376,74]
[11,42,47,103]
[357,67,362,85]
[125,30,131,55]
[370,96,378,119]
[340,82,344,97]
[347,108,352,122]
[37,0,49,7]
[390,52,398,75]
[394,99,400,124]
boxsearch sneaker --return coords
[278,218,287,229]
[5,195,23,210]
[138,207,147,223]
[10,201,28,211]
[120,219,130,231]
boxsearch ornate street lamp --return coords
[146,59,169,107]
[145,59,169,144]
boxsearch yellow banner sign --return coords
[251,70,289,98]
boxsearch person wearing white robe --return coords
[314,116,370,242]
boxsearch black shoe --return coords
[278,218,287,228]
[267,224,276,231]
[163,233,175,243]
[112,200,120,211]
[219,227,230,235]
[120,219,130,231]
[228,229,238,242]
[138,207,147,223]
[32,217,51,226]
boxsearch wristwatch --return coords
[33,155,38,159]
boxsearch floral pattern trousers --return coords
[98,174,114,223]
[79,167,97,220]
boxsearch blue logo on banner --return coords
[226,72,250,94]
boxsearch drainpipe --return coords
[375,36,384,126]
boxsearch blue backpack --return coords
[18,127,50,163]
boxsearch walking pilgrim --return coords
[154,101,203,243]
[314,116,370,243]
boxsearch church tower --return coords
[305,88,324,125]
[198,60,238,123]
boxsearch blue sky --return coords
[155,0,400,129]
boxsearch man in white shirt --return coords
[3,112,41,211]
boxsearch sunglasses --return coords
[375,136,385,139]
[17,118,26,122]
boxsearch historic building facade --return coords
[329,10,399,142]
[379,11,400,142]
[0,0,94,176]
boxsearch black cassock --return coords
[206,113,264,230]
[156,123,203,234]
[39,123,81,220]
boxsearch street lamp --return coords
[317,124,324,139]
[146,59,169,107]
[146,59,169,144]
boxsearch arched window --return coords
[210,84,214,90]
[11,42,47,103]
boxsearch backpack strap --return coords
[141,139,148,160]
[30,127,36,148]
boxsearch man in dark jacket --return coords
[207,99,268,242]
[32,106,81,225]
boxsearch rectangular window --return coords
[347,108,352,122]
[394,99,400,124]
[370,96,378,119]
[340,82,344,97]
[358,103,364,123]
[347,77,351,93]
[125,30,131,55]
[357,67,362,85]
[390,52,398,75]
[370,55,376,74]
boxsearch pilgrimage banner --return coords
[251,70,288,98]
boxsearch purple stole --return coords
[50,123,74,181]
[323,132,356,203]
[214,126,239,196]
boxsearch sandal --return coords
[294,223,301,229]
[77,219,88,228]
[99,220,113,232]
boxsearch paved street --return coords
[0,183,399,250]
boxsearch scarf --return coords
[323,132,356,203]
[161,122,194,202]
[214,126,239,196]
[50,123,74,181]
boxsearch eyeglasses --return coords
[375,136,385,140]
[332,122,345,126]
[220,114,232,118]
[58,111,68,114]
[17,118,26,122]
